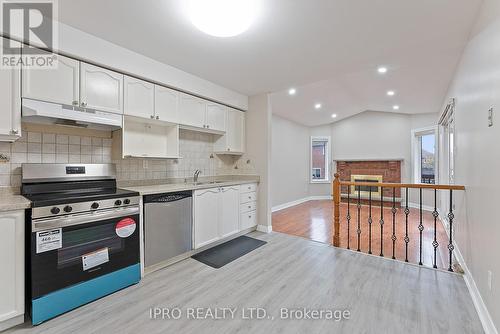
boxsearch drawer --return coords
[240,192,257,204]
[240,211,257,230]
[240,183,257,194]
[240,201,257,213]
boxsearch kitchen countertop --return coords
[0,193,31,212]
[121,177,260,196]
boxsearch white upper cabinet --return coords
[22,53,79,106]
[214,108,245,154]
[0,38,21,142]
[154,85,179,123]
[80,63,123,114]
[124,76,154,119]
[205,103,226,132]
[179,93,206,129]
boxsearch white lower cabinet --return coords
[240,183,258,230]
[219,186,240,238]
[194,183,258,249]
[0,210,24,331]
[194,188,221,248]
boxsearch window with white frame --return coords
[310,136,330,182]
[412,127,438,184]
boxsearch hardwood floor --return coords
[7,232,482,334]
[272,200,453,270]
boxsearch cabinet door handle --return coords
[248,215,251,218]
[150,115,154,119]
[81,102,87,107]
[248,205,251,209]
[156,116,159,120]
[10,129,18,135]
[72,101,79,106]
[207,125,210,129]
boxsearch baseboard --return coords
[407,202,434,212]
[257,224,272,233]
[272,196,332,212]
[439,213,498,334]
[453,240,498,334]
[272,197,310,212]
[308,195,333,201]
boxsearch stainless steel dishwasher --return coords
[144,191,193,268]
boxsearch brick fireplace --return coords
[336,160,402,203]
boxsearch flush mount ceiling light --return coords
[288,88,296,95]
[387,90,395,96]
[315,103,322,109]
[393,105,400,110]
[377,66,388,74]
[187,0,261,37]
[331,114,337,118]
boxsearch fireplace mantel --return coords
[336,160,402,200]
[333,158,405,162]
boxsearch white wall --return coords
[439,0,500,331]
[271,111,439,206]
[247,94,273,229]
[271,115,309,206]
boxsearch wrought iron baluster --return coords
[391,188,397,260]
[357,188,361,252]
[432,189,439,269]
[368,188,372,254]
[379,186,384,257]
[404,187,410,262]
[418,188,424,265]
[346,191,351,250]
[448,190,455,272]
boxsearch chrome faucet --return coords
[194,169,202,184]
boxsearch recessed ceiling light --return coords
[393,105,400,110]
[331,114,337,118]
[288,88,296,95]
[387,90,395,96]
[377,66,388,74]
[315,103,322,109]
[188,0,261,37]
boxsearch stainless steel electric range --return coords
[21,164,141,325]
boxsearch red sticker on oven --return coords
[115,218,136,238]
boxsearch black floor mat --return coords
[192,236,267,268]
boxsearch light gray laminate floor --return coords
[8,232,483,334]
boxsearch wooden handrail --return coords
[332,173,465,247]
[339,181,465,191]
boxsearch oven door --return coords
[30,206,140,299]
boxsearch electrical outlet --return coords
[488,270,493,291]
[143,160,148,169]
[488,107,494,127]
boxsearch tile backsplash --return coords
[0,125,256,188]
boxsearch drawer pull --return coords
[248,205,251,209]
[248,215,251,218]
[248,196,251,199]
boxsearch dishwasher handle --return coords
[144,191,192,204]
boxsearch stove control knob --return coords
[123,199,131,205]
[91,202,100,210]
[63,206,73,213]
[51,207,60,214]
[115,200,122,206]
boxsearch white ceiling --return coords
[58,0,482,126]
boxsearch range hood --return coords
[22,99,123,130]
